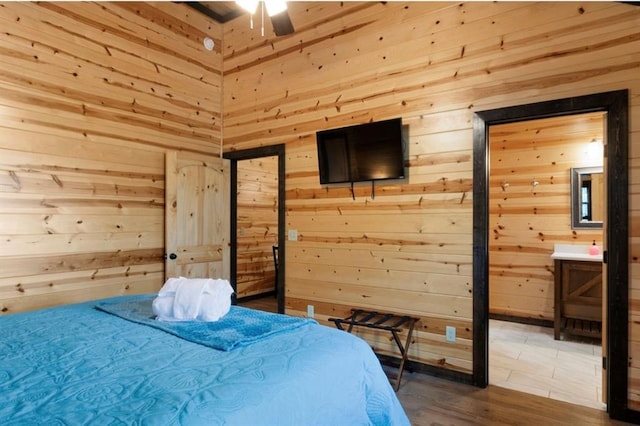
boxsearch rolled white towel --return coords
[152,276,185,320]
[152,277,234,322]
[157,277,184,297]
[198,279,234,321]
[152,295,175,321]
[173,278,208,320]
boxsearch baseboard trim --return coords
[377,354,473,386]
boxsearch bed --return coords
[0,294,410,425]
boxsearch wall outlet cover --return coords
[445,326,456,342]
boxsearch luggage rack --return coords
[329,309,418,391]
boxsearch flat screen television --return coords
[316,118,405,184]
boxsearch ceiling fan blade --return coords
[270,10,294,36]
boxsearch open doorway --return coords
[487,113,605,409]
[472,90,629,419]
[224,145,286,314]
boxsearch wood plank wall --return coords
[489,113,604,321]
[0,2,223,313]
[236,156,278,298]
[2,0,640,413]
[222,0,640,399]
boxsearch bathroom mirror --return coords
[571,166,603,229]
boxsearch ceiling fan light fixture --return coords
[265,0,287,17]
[236,0,259,14]
[236,0,294,37]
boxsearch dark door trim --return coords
[472,90,630,420]
[224,144,286,313]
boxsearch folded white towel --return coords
[198,279,234,321]
[151,295,175,321]
[157,276,183,297]
[152,277,234,322]
[173,278,208,320]
[153,277,194,321]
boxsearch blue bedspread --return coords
[0,295,410,425]
[95,296,316,351]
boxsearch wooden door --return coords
[165,151,230,280]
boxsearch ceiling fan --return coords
[236,0,294,36]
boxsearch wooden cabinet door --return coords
[560,261,602,322]
[165,151,230,280]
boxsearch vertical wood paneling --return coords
[489,113,604,320]
[222,0,640,389]
[0,2,223,313]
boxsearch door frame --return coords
[224,144,286,313]
[472,90,629,419]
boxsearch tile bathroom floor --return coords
[489,319,605,411]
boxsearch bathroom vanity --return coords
[551,244,603,340]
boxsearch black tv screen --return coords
[316,118,405,184]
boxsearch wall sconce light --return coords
[587,138,604,160]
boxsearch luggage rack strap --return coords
[335,309,413,332]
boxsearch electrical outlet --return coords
[307,304,314,318]
[445,326,456,342]
[288,229,298,241]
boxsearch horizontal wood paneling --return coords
[222,0,640,388]
[489,113,604,320]
[236,156,279,298]
[0,2,223,313]
[2,0,640,413]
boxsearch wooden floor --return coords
[396,371,630,426]
[238,296,278,312]
[239,296,631,425]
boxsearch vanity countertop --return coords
[551,243,603,262]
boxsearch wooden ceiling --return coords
[186,2,246,23]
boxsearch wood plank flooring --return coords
[239,296,631,425]
[396,372,629,426]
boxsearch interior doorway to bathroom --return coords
[487,112,605,409]
[472,90,629,418]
